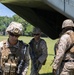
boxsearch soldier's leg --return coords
[37,63,42,73]
[30,63,36,75]
[30,62,42,75]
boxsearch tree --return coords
[0,16,12,35]
[0,15,34,36]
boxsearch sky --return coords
[0,3,15,17]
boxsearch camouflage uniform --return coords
[0,22,29,75]
[53,19,74,75]
[29,28,48,75]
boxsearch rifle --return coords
[17,60,23,75]
[17,44,27,75]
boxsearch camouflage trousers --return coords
[30,62,42,75]
[60,62,74,75]
[2,72,17,75]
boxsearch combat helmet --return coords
[33,27,41,34]
[6,21,23,35]
[62,19,74,28]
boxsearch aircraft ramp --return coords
[1,0,74,39]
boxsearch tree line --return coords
[0,14,34,36]
[0,14,47,37]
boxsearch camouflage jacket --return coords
[53,30,74,70]
[0,39,29,75]
[29,38,48,64]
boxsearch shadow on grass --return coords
[40,72,53,75]
[48,54,54,56]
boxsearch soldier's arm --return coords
[38,40,48,64]
[0,41,3,68]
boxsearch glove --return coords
[53,69,56,75]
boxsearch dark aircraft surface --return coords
[1,0,73,39]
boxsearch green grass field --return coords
[0,36,57,75]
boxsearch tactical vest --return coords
[66,31,74,54]
[29,38,43,60]
[0,40,28,75]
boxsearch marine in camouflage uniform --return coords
[53,19,74,75]
[29,28,48,75]
[0,22,29,75]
